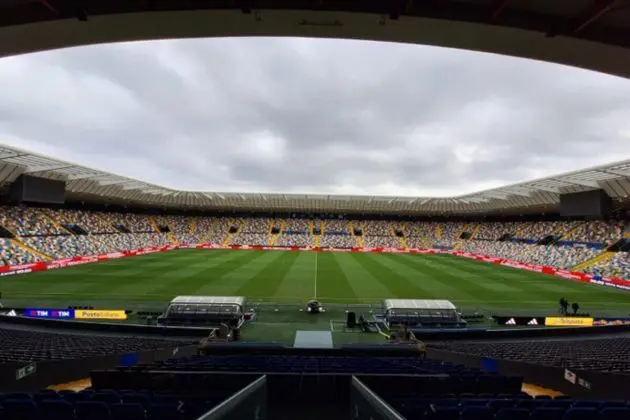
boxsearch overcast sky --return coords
[1,37,630,197]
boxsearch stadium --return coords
[2,1,630,420]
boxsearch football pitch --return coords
[2,249,630,315]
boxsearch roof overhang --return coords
[1,143,629,214]
[1,1,630,79]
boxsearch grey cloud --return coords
[0,37,630,197]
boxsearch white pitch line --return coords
[314,251,319,300]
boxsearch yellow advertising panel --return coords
[74,310,127,320]
[545,317,593,327]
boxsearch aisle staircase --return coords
[149,216,161,233]
[435,224,443,240]
[451,223,470,250]
[269,219,279,246]
[469,223,481,240]
[513,223,530,239]
[10,238,52,261]
[561,221,587,241]
[189,218,197,235]
[572,251,615,272]
[41,210,74,236]
[222,232,233,246]
[223,219,242,246]
[390,223,408,248]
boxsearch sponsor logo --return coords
[527,318,539,325]
[505,318,516,325]
[593,319,630,326]
[545,317,594,327]
[74,310,127,320]
[564,369,577,384]
[590,280,630,291]
[0,268,33,276]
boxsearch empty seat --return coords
[488,399,515,410]
[431,407,460,420]
[563,408,601,420]
[496,408,530,420]
[532,408,566,420]
[111,403,146,420]
[147,403,180,420]
[601,408,630,420]
[461,406,494,420]
[461,399,490,407]
[76,401,112,420]
[122,394,151,409]
[2,399,38,420]
[40,399,74,420]
[93,392,121,405]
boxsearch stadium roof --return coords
[2,1,630,79]
[1,144,629,214]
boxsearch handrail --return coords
[351,376,406,420]
[196,375,267,420]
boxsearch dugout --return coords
[383,299,466,329]
[157,296,246,327]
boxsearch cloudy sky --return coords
[1,37,630,197]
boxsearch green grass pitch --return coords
[3,249,630,344]
[2,249,629,314]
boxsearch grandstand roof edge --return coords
[1,144,629,213]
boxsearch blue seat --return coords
[2,399,38,420]
[431,407,460,420]
[461,406,494,420]
[92,392,121,405]
[33,393,60,404]
[432,398,459,408]
[122,394,151,409]
[600,402,627,409]
[520,400,548,411]
[573,401,603,409]
[76,401,111,420]
[461,399,489,407]
[40,399,74,420]
[488,399,515,410]
[563,408,601,420]
[532,408,566,420]
[601,408,630,420]
[110,403,145,420]
[546,400,574,410]
[4,394,31,401]
[151,395,180,405]
[496,408,530,420]
[63,391,92,403]
[147,403,179,420]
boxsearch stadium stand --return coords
[1,205,629,278]
[0,326,192,364]
[431,338,630,373]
